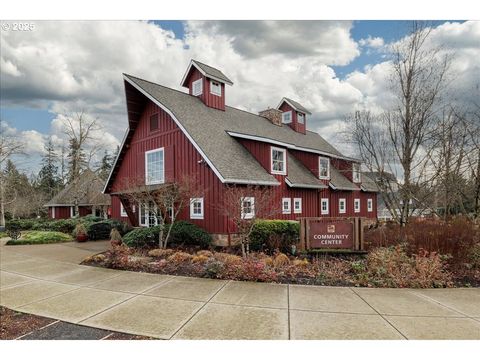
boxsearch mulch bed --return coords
[1,306,55,340]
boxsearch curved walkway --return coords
[1,239,479,340]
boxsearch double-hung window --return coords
[319,157,330,179]
[271,146,287,175]
[282,111,292,124]
[139,202,158,227]
[354,198,361,213]
[321,198,329,215]
[339,198,346,214]
[297,112,305,124]
[352,163,361,183]
[367,198,373,212]
[210,80,222,96]
[282,198,291,214]
[145,148,164,185]
[120,203,128,217]
[190,198,204,219]
[241,197,255,219]
[294,198,302,214]
[192,79,203,96]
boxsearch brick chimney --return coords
[259,108,282,126]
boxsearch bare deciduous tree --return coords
[218,185,281,257]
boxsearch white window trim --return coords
[354,198,361,213]
[241,197,255,220]
[282,197,291,214]
[353,163,361,183]
[271,146,287,175]
[139,202,158,227]
[293,198,302,214]
[120,203,127,217]
[339,198,346,214]
[297,112,305,124]
[367,198,373,212]
[319,157,330,180]
[190,197,204,220]
[52,207,56,219]
[321,198,329,215]
[282,111,292,124]
[145,147,165,185]
[70,206,76,218]
[210,80,222,96]
[192,78,203,96]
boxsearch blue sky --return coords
[2,20,460,137]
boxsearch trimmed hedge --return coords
[123,221,212,249]
[7,231,72,245]
[249,220,300,253]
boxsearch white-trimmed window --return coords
[367,198,373,212]
[139,202,158,227]
[145,148,164,185]
[319,157,330,179]
[70,206,77,218]
[353,163,361,183]
[271,146,287,175]
[120,203,128,217]
[282,111,292,124]
[294,198,302,214]
[190,198,204,219]
[282,198,291,214]
[297,112,305,124]
[192,78,203,96]
[210,80,222,96]
[354,198,361,213]
[339,198,346,214]
[241,197,255,219]
[52,207,56,219]
[321,198,329,215]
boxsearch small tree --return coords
[120,176,204,249]
[218,185,280,257]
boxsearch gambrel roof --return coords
[104,74,364,193]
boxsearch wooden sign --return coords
[298,217,364,252]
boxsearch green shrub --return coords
[249,220,300,253]
[123,226,161,248]
[6,231,72,245]
[87,221,113,240]
[123,221,212,249]
[168,221,212,248]
[6,219,41,231]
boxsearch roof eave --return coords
[180,60,233,87]
[276,97,312,115]
[285,178,327,189]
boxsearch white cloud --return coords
[359,36,385,49]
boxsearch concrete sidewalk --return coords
[1,240,479,340]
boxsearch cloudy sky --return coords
[1,20,479,174]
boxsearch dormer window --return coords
[353,163,361,183]
[210,80,222,96]
[319,157,330,179]
[297,112,305,124]
[192,79,203,96]
[282,111,292,124]
[271,146,287,175]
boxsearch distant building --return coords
[45,169,111,219]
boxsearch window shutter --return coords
[164,145,175,183]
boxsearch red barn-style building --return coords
[104,60,379,244]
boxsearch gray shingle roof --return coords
[191,60,233,85]
[106,74,366,192]
[360,172,380,192]
[329,167,359,191]
[279,97,312,115]
[286,154,328,189]
[46,169,111,206]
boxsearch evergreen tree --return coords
[67,137,87,183]
[38,138,61,198]
[97,146,118,180]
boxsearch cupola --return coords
[180,59,233,111]
[276,97,312,134]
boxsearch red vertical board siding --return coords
[185,67,225,111]
[279,102,306,134]
[111,100,229,234]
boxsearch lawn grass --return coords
[6,231,73,245]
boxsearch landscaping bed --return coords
[6,231,73,245]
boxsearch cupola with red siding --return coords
[276,97,312,134]
[181,59,233,111]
